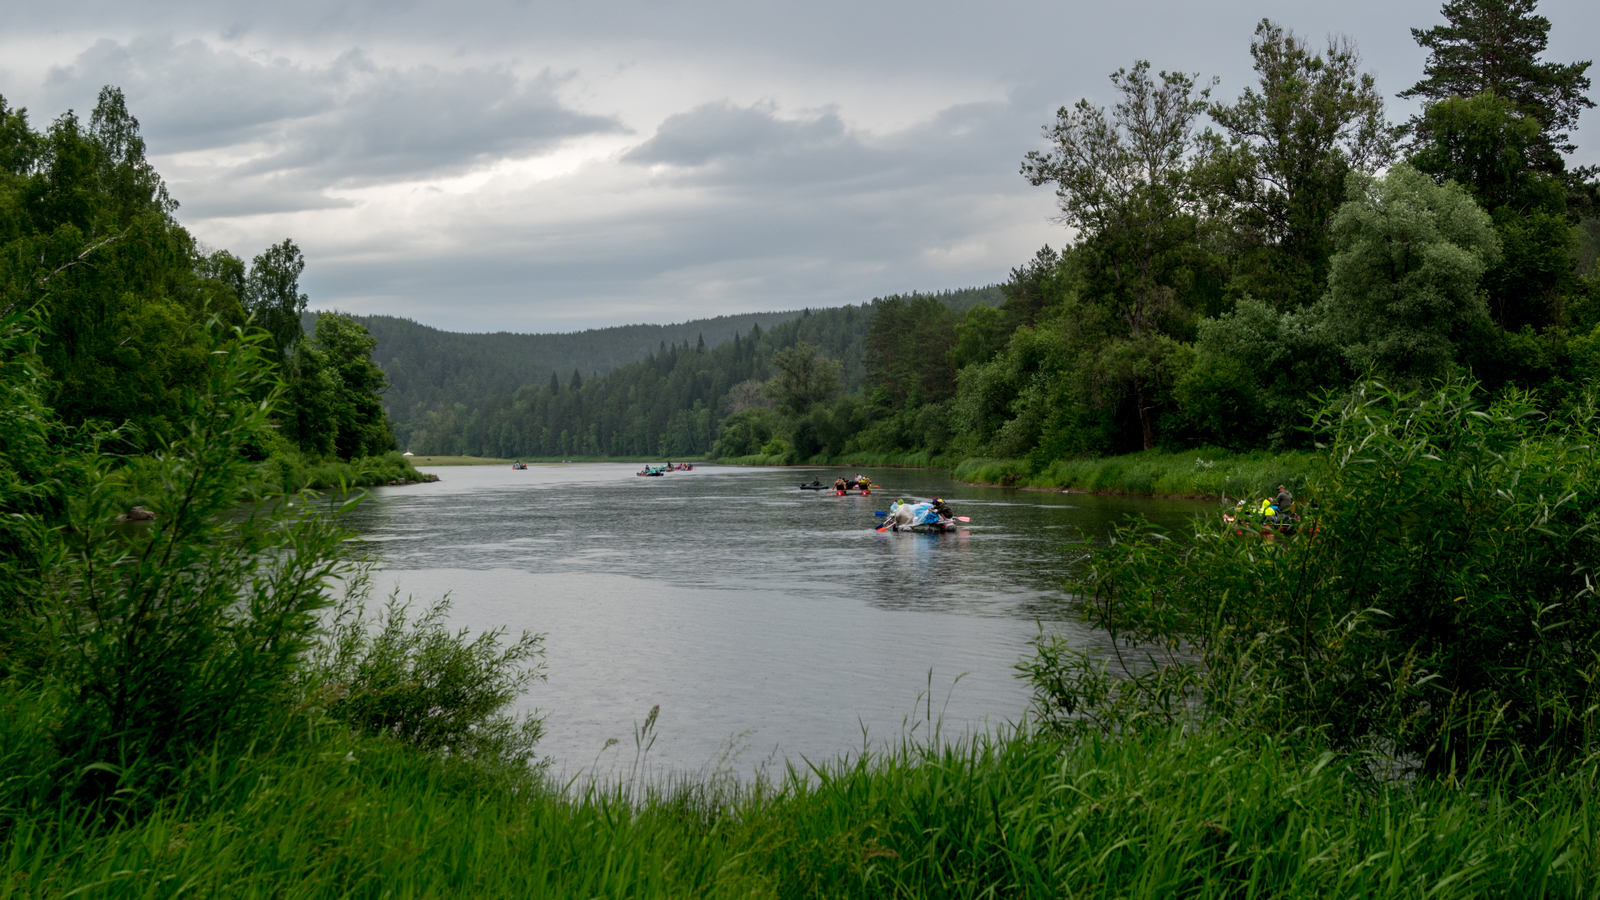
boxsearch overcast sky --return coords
[4,1,1596,332]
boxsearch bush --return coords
[304,580,546,771]
[13,325,352,808]
[1026,377,1600,778]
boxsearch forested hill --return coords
[314,286,1001,428]
[399,288,1002,456]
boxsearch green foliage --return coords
[9,325,351,808]
[244,239,309,359]
[8,722,1600,897]
[1401,0,1593,170]
[713,406,780,458]
[952,448,1311,497]
[0,317,532,826]
[1023,62,1212,450]
[1409,92,1576,330]
[305,586,545,769]
[766,341,842,415]
[1032,378,1600,776]
[863,295,958,410]
[0,311,64,621]
[1319,165,1499,382]
[410,305,888,459]
[0,89,225,450]
[283,312,397,459]
[1200,20,1395,310]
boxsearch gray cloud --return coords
[39,37,624,198]
[625,101,848,168]
[239,52,623,185]
[3,0,1593,331]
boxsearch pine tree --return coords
[1400,0,1592,171]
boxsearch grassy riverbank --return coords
[953,449,1314,498]
[105,450,435,513]
[11,722,1594,897]
[409,455,703,465]
[716,447,1310,499]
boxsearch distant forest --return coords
[409,3,1600,467]
[311,285,1001,445]
[394,288,1001,456]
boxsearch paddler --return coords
[834,477,847,494]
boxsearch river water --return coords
[345,464,1211,776]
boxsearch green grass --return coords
[8,724,1597,898]
[954,449,1315,499]
[719,447,1311,500]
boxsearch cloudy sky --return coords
[4,1,1596,332]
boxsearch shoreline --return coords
[714,448,1311,500]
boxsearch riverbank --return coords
[408,455,699,465]
[15,722,1593,896]
[953,449,1313,499]
[104,450,437,514]
[715,448,1311,500]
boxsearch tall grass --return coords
[954,448,1314,498]
[5,723,1596,898]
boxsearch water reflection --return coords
[345,464,1210,774]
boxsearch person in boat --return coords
[833,477,847,493]
[1275,485,1294,515]
[810,477,822,486]
[931,497,953,520]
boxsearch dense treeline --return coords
[0,87,406,487]
[413,1,1599,471]
[405,291,1001,458]
[317,308,827,430]
[851,3,1599,467]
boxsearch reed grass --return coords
[6,723,1596,898]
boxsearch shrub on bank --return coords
[1028,378,1600,777]
[0,319,535,819]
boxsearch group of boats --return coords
[800,476,878,495]
[798,475,968,533]
[636,463,695,477]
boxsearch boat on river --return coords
[877,499,955,533]
[802,478,878,494]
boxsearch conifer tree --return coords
[1400,0,1592,172]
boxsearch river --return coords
[345,463,1212,777]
